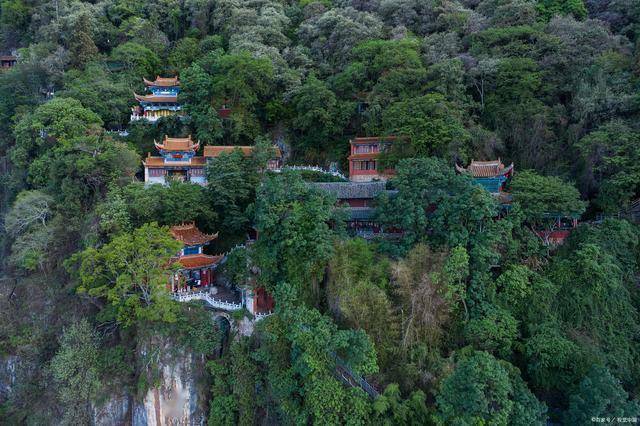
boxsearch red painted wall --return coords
[345,199,369,207]
[256,287,275,312]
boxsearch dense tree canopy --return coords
[71,223,182,326]
[0,0,639,424]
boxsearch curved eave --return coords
[143,76,180,87]
[154,140,200,152]
[500,163,514,177]
[134,93,178,103]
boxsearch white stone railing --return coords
[254,311,273,321]
[276,165,347,180]
[130,114,161,122]
[172,290,243,311]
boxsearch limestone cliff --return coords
[135,336,208,426]
[92,336,209,426]
[0,355,19,403]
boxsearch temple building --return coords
[348,136,396,182]
[168,222,275,318]
[131,76,182,122]
[310,181,401,238]
[455,159,514,194]
[169,223,222,292]
[203,145,283,170]
[0,55,17,69]
[143,135,206,185]
[218,100,232,119]
[534,214,579,246]
[144,139,284,185]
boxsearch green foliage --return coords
[68,12,99,68]
[536,0,587,22]
[0,0,30,44]
[168,37,201,71]
[389,244,470,390]
[547,242,639,383]
[291,74,350,155]
[510,170,586,222]
[378,157,498,248]
[180,62,223,142]
[257,284,378,424]
[11,97,103,168]
[494,265,535,317]
[564,365,640,423]
[253,172,339,299]
[34,136,139,210]
[464,305,519,358]
[60,63,131,127]
[578,121,640,212]
[380,94,470,160]
[176,308,223,355]
[221,246,250,287]
[435,351,546,425]
[1,0,640,421]
[207,339,258,426]
[372,384,429,425]
[333,38,427,118]
[110,41,161,78]
[207,361,236,426]
[292,169,347,182]
[327,239,397,369]
[50,320,102,425]
[181,51,275,142]
[524,322,588,394]
[205,141,274,236]
[4,190,54,271]
[562,219,640,286]
[97,181,217,237]
[71,223,182,327]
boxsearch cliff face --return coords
[133,348,207,426]
[92,336,209,426]
[0,355,19,402]
[92,393,131,426]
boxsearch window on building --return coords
[191,168,204,177]
[183,245,200,255]
[354,160,377,171]
[149,168,165,177]
[354,143,381,154]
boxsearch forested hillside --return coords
[0,0,639,424]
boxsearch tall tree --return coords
[4,190,54,271]
[68,12,98,68]
[205,140,275,237]
[564,365,640,424]
[377,157,498,248]
[578,120,640,212]
[252,172,339,301]
[509,170,586,234]
[379,94,470,160]
[50,320,101,425]
[71,223,182,327]
[10,97,103,169]
[435,350,546,425]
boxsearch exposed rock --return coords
[0,355,19,401]
[133,338,208,426]
[237,316,254,336]
[92,393,131,426]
